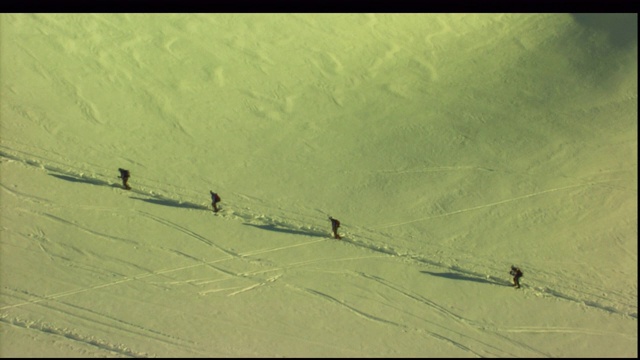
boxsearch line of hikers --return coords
[119,168,524,288]
[118,168,342,239]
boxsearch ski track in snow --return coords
[1,288,195,353]
[352,272,551,357]
[1,145,636,320]
[0,314,151,357]
[372,179,631,230]
[296,285,488,357]
[0,142,636,356]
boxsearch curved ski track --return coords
[0,144,636,357]
[0,145,635,318]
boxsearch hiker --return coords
[118,168,131,190]
[210,191,221,212]
[329,216,341,239]
[510,265,523,288]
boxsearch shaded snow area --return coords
[0,13,637,357]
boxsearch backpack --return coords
[511,268,522,277]
[333,219,340,227]
[214,193,221,202]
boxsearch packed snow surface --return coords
[0,13,637,357]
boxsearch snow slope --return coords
[1,13,637,357]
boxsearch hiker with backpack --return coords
[210,191,221,212]
[510,265,523,288]
[329,216,341,239]
[118,168,131,190]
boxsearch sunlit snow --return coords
[0,13,637,357]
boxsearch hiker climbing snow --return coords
[329,216,341,239]
[510,265,523,289]
[118,168,131,190]
[210,190,221,212]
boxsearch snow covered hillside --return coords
[1,13,637,357]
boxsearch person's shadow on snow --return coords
[421,270,510,286]
[130,196,209,210]
[49,173,114,187]
[244,223,328,238]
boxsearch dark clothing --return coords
[329,217,341,239]
[510,267,523,288]
[118,168,131,190]
[210,191,220,212]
